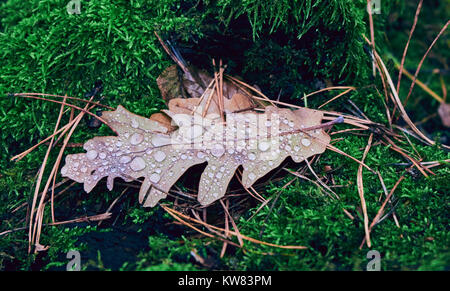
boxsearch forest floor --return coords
[0,0,448,271]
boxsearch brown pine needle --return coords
[359,168,409,249]
[326,144,375,173]
[357,134,373,248]
[376,171,400,228]
[318,88,354,109]
[11,122,71,161]
[220,199,230,258]
[383,136,431,177]
[28,114,61,252]
[15,95,114,133]
[220,200,244,247]
[301,86,356,100]
[396,0,423,94]
[365,37,443,148]
[31,96,96,251]
[403,20,449,106]
[14,93,114,110]
[50,95,68,222]
[161,205,307,250]
[305,159,339,199]
[225,74,276,106]
[1,213,112,237]
[394,62,443,103]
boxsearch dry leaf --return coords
[156,65,186,101]
[149,112,176,132]
[61,104,330,207]
[438,103,450,127]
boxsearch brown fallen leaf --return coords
[61,104,331,207]
[157,65,186,101]
[149,112,176,132]
[438,103,450,127]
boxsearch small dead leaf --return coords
[157,65,185,101]
[149,112,176,132]
[438,103,450,127]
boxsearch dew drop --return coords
[211,144,225,157]
[119,156,132,164]
[154,151,166,162]
[258,141,270,152]
[151,135,171,147]
[248,172,256,180]
[301,138,311,147]
[184,124,203,139]
[149,173,160,183]
[131,119,139,128]
[248,153,256,161]
[130,157,146,171]
[86,150,98,160]
[130,133,144,145]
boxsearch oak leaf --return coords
[61,103,330,207]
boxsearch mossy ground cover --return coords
[0,0,448,270]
